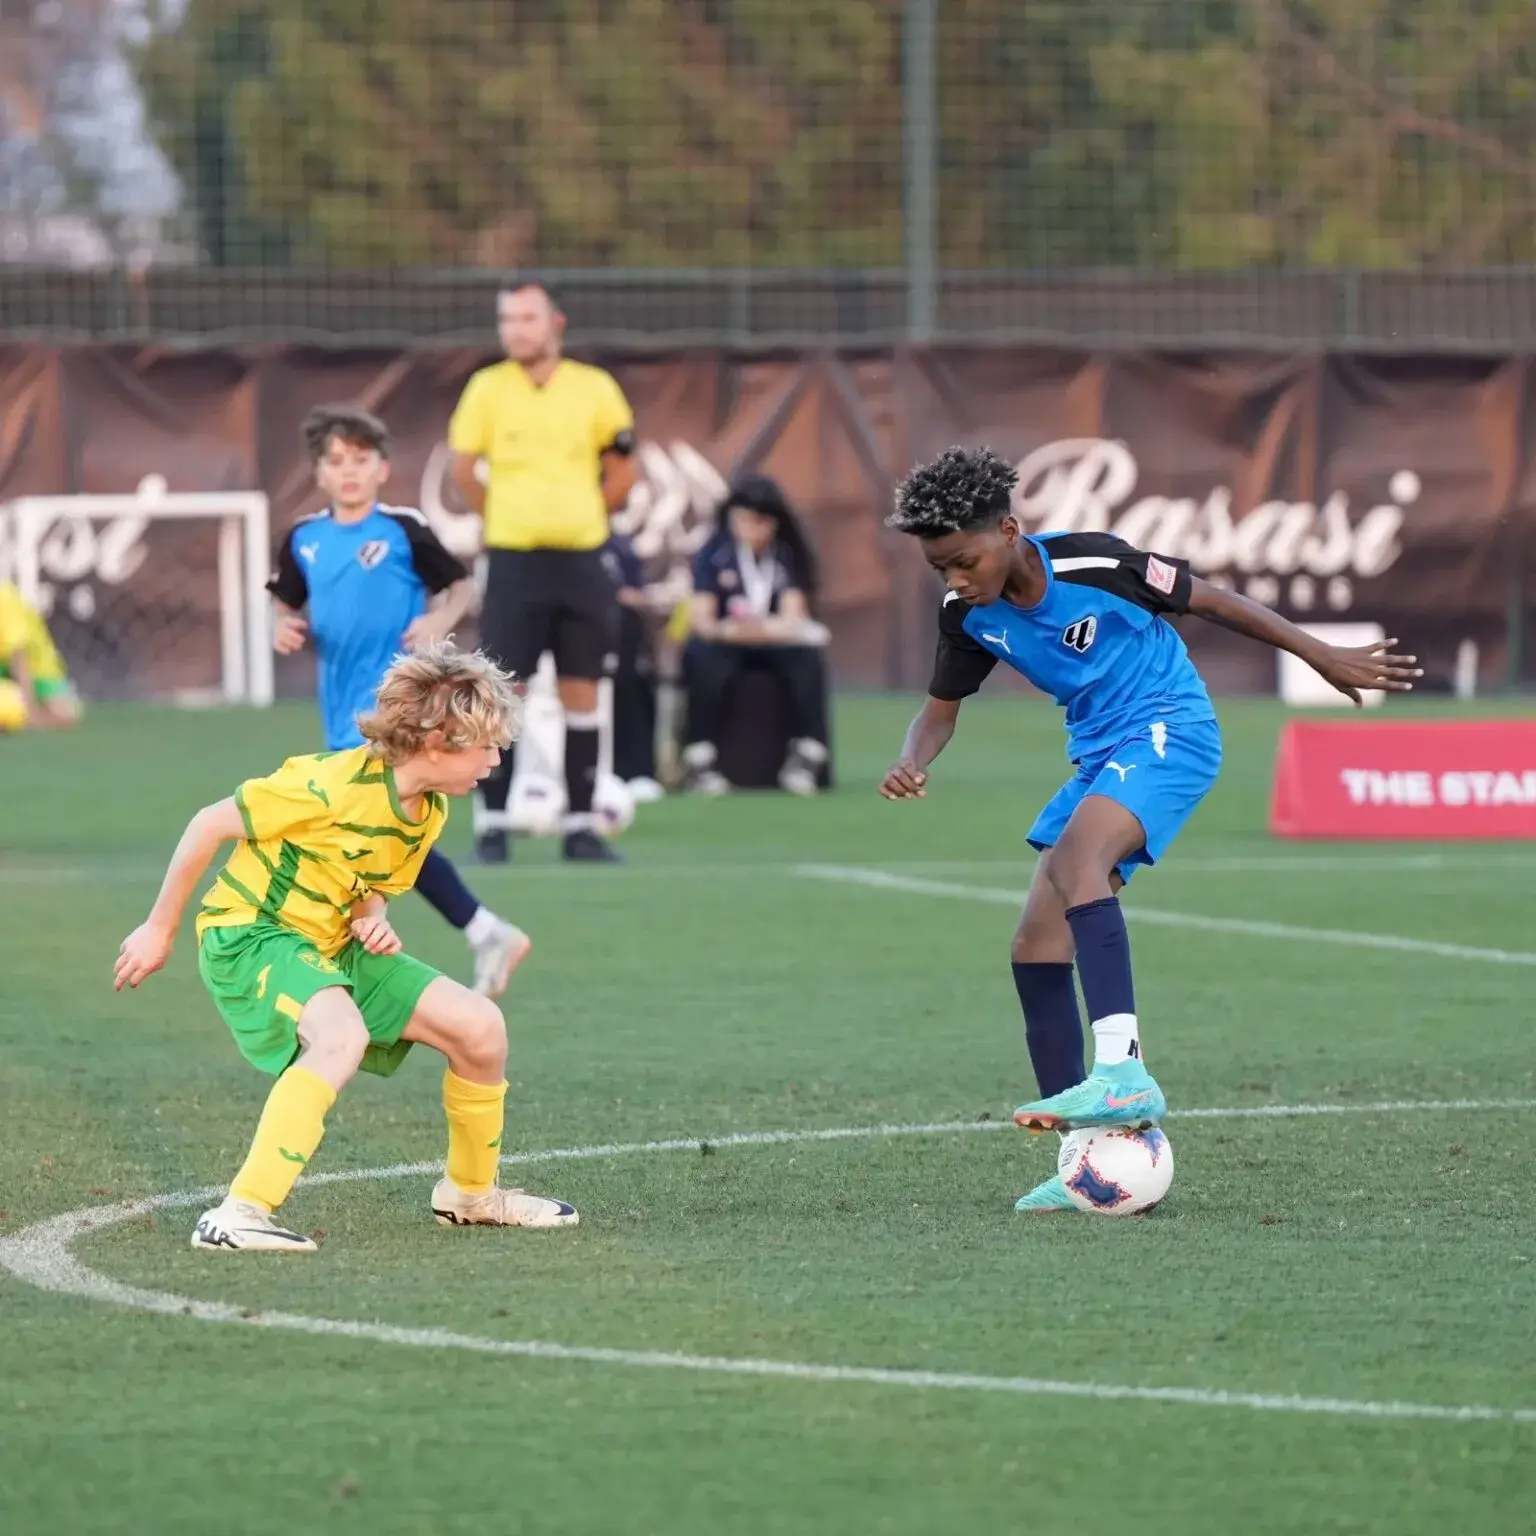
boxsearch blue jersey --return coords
[929,532,1215,765]
[268,503,466,749]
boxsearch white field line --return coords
[13,848,1536,886]
[4,1104,1536,1426]
[798,865,1536,968]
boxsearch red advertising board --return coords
[1270,719,1536,839]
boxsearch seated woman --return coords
[682,475,830,796]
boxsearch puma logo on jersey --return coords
[1062,616,1098,653]
[980,630,1012,656]
[297,542,320,565]
[1106,762,1136,782]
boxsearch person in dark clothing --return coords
[601,531,660,790]
[682,475,830,796]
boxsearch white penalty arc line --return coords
[797,865,1536,967]
[4,1103,1536,1426]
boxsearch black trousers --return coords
[684,639,828,749]
[612,605,657,781]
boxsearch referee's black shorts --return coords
[478,547,619,683]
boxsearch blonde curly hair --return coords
[357,643,520,764]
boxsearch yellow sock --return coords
[229,1066,337,1213]
[443,1070,508,1195]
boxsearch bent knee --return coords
[1039,843,1111,909]
[306,1013,371,1070]
[458,996,508,1066]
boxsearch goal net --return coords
[0,479,274,706]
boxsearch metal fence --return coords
[4,2,1536,350]
[10,265,1536,352]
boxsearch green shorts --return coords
[0,663,71,701]
[197,923,442,1078]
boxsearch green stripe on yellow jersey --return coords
[197,745,447,956]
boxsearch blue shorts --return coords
[1027,717,1223,884]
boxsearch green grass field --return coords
[2,695,1534,1535]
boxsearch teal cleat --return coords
[1013,1058,1167,1133]
[1013,1174,1077,1214]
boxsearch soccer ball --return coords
[1058,1127,1173,1217]
[591,772,636,836]
[506,771,566,836]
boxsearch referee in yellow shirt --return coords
[449,283,638,863]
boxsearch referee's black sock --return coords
[563,712,602,831]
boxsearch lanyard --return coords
[735,541,779,617]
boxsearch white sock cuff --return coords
[1090,1012,1139,1068]
[472,798,511,833]
[464,907,504,945]
[564,711,603,731]
[562,811,596,833]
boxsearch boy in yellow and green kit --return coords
[114,642,578,1251]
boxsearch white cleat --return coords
[191,1198,317,1254]
[777,762,818,796]
[469,920,531,999]
[431,1177,579,1230]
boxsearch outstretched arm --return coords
[114,797,245,990]
[1187,579,1421,706]
[880,696,963,799]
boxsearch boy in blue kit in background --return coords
[268,406,529,998]
[881,446,1421,1213]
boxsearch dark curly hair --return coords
[887,445,1017,536]
[717,473,819,601]
[302,404,391,462]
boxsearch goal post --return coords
[0,481,274,706]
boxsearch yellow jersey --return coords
[197,745,448,957]
[0,582,67,684]
[448,358,634,552]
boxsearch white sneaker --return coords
[468,920,531,999]
[687,767,730,797]
[778,763,817,796]
[627,776,666,805]
[431,1177,579,1229]
[681,743,730,797]
[191,1197,317,1253]
[779,738,826,797]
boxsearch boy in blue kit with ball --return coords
[881,446,1420,1213]
[269,406,529,998]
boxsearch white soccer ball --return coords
[1057,1127,1173,1217]
[506,771,566,836]
[591,772,636,836]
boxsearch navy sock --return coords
[1011,962,1086,1097]
[1065,895,1137,1049]
[414,848,481,930]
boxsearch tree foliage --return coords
[134,0,1536,270]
